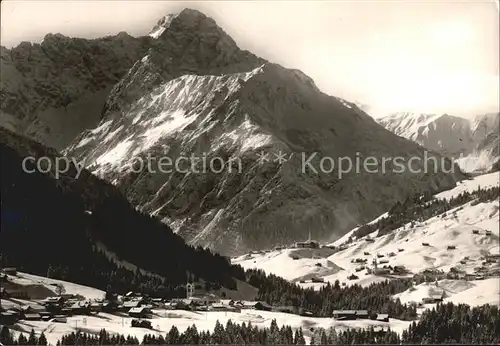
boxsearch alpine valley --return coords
[1,7,499,346]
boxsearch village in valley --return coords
[0,264,404,341]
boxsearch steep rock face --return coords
[0,32,152,149]
[378,112,499,172]
[67,10,463,255]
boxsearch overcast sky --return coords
[1,0,499,118]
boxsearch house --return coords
[422,242,430,246]
[364,252,370,256]
[102,301,118,313]
[295,240,319,249]
[121,300,143,310]
[365,238,375,243]
[447,245,456,250]
[22,313,42,321]
[128,307,152,319]
[376,254,384,258]
[355,310,369,319]
[422,292,444,304]
[43,296,65,306]
[332,310,357,320]
[311,277,324,283]
[1,268,17,276]
[472,230,480,234]
[220,299,235,306]
[210,303,231,311]
[376,314,389,322]
[90,302,103,312]
[485,230,492,236]
[241,301,272,311]
[0,311,19,325]
[70,302,90,315]
[398,248,404,252]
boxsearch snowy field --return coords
[11,306,410,346]
[8,272,105,301]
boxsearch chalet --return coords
[70,302,90,315]
[43,296,65,306]
[447,245,456,250]
[22,313,42,321]
[472,230,480,234]
[220,299,235,306]
[422,292,444,304]
[356,310,369,319]
[0,311,19,325]
[376,314,389,322]
[485,230,493,236]
[295,240,319,249]
[365,238,375,243]
[315,263,322,267]
[128,307,152,319]
[388,252,396,257]
[364,252,370,256]
[291,256,300,260]
[102,301,118,313]
[121,300,143,310]
[355,266,365,272]
[52,316,68,323]
[379,259,389,264]
[1,268,17,276]
[210,303,232,311]
[311,277,324,283]
[131,319,152,329]
[295,232,319,249]
[90,302,103,312]
[241,301,272,311]
[398,248,404,252]
[393,266,407,274]
[422,242,430,246]
[332,310,357,320]
[347,274,359,280]
[376,254,384,258]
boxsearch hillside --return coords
[233,172,500,307]
[0,127,245,296]
[64,9,463,255]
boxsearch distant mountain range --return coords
[378,112,499,173]
[1,9,464,255]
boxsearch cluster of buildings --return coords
[332,310,389,322]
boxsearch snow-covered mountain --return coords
[64,9,464,255]
[378,112,499,173]
[0,33,153,150]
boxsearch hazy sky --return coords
[1,0,499,118]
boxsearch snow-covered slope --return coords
[378,112,499,173]
[11,306,411,346]
[65,8,462,255]
[233,172,499,306]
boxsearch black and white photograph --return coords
[0,0,499,344]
